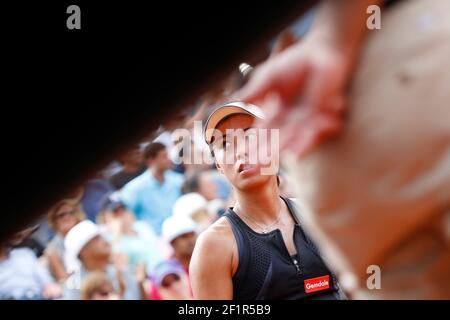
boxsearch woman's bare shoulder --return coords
[197,216,235,246]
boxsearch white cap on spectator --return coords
[64,220,100,271]
[173,192,208,220]
[162,215,197,243]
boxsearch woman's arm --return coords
[189,223,236,299]
[239,0,384,156]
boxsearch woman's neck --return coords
[234,176,281,225]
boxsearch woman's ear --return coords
[211,150,224,174]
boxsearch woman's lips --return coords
[238,163,260,176]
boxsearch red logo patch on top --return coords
[304,275,330,294]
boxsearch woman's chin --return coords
[237,174,272,190]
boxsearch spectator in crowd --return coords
[153,110,192,174]
[154,112,189,150]
[149,260,192,300]
[109,144,146,190]
[45,199,86,282]
[121,142,184,235]
[0,225,62,300]
[63,220,143,300]
[154,215,197,300]
[14,230,47,259]
[27,218,53,256]
[182,171,219,201]
[97,192,164,274]
[161,215,197,286]
[81,171,116,222]
[80,271,120,300]
[182,171,227,219]
[172,192,214,231]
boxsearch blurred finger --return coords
[290,111,343,156]
[254,92,285,129]
[303,61,346,115]
[234,64,279,103]
[278,105,312,150]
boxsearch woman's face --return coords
[211,114,277,191]
[54,204,79,236]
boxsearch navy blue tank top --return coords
[224,197,344,300]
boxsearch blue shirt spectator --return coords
[121,169,184,235]
[120,142,184,235]
[81,177,115,221]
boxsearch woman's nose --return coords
[235,136,249,159]
[235,146,247,162]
